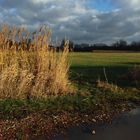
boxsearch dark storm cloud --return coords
[0,0,140,43]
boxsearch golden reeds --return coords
[0,25,71,99]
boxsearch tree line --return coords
[59,39,140,52]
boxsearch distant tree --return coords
[118,40,127,47]
[131,41,140,47]
[112,41,119,48]
[130,41,140,51]
[112,39,127,48]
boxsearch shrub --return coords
[121,66,140,86]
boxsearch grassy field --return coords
[69,52,140,87]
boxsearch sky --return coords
[0,0,140,44]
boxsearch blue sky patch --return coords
[87,0,117,12]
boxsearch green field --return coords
[69,52,140,87]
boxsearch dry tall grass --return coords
[0,25,71,99]
[96,80,124,93]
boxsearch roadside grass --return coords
[1,84,140,120]
[1,52,140,120]
[0,53,140,119]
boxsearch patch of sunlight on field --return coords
[69,53,140,67]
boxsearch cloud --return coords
[0,0,140,43]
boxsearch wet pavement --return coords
[55,107,140,140]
